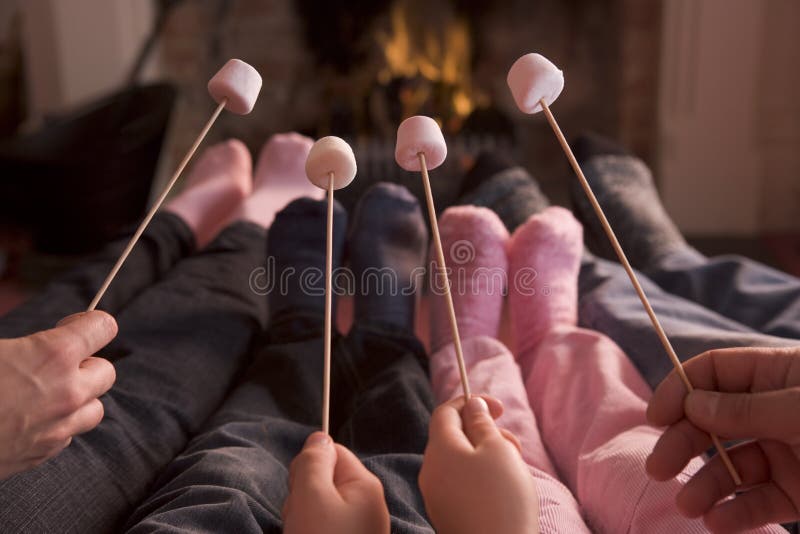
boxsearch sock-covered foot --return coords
[509,206,582,355]
[570,133,690,269]
[233,132,323,229]
[459,152,550,233]
[166,139,252,248]
[266,197,347,318]
[349,182,427,330]
[430,205,509,352]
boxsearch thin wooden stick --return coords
[419,152,471,399]
[322,172,334,434]
[88,100,228,311]
[539,99,742,486]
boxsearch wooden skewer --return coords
[322,172,335,434]
[418,152,471,399]
[87,99,228,312]
[539,99,742,486]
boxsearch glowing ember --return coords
[377,0,483,130]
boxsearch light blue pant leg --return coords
[645,250,800,340]
[578,256,798,390]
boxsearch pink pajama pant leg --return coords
[519,326,782,534]
[430,336,592,533]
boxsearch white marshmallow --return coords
[207,59,262,115]
[395,116,447,172]
[507,53,564,114]
[305,136,357,190]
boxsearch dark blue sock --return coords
[349,183,427,330]
[266,197,347,318]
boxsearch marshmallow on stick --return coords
[395,116,471,399]
[507,52,742,487]
[305,136,357,434]
[88,59,262,311]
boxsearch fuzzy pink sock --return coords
[508,206,583,355]
[166,139,252,248]
[232,132,323,229]
[430,205,509,352]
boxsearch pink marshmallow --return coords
[305,136,357,190]
[507,53,564,114]
[395,116,447,172]
[207,59,262,115]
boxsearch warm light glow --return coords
[377,0,478,124]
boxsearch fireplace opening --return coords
[153,0,655,218]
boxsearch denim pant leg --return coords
[123,312,329,534]
[0,212,195,337]
[578,257,798,390]
[0,221,266,534]
[336,322,435,534]
[124,318,435,534]
[645,251,800,340]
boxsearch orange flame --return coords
[377,0,478,127]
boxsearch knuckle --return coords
[46,426,73,445]
[26,455,50,469]
[365,473,384,494]
[30,333,60,360]
[93,400,105,423]
[61,383,86,412]
[730,394,754,423]
[290,450,318,475]
[61,333,83,355]
[104,360,117,384]
[82,400,105,431]
[51,338,79,364]
[93,358,117,390]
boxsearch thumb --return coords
[333,444,375,488]
[685,389,800,443]
[461,396,501,447]
[31,311,118,364]
[289,432,336,495]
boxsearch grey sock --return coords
[349,182,427,330]
[570,154,690,269]
[459,165,550,233]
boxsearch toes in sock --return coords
[569,134,693,270]
[430,205,509,352]
[459,152,550,233]
[234,133,323,229]
[509,206,582,355]
[266,197,347,318]
[571,132,631,163]
[166,139,252,248]
[349,183,427,330]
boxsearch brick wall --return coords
[156,0,660,207]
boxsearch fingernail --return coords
[56,312,85,327]
[465,396,490,415]
[304,432,331,448]
[686,391,719,420]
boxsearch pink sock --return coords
[508,206,583,355]
[232,132,323,229]
[430,206,509,352]
[165,139,252,248]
